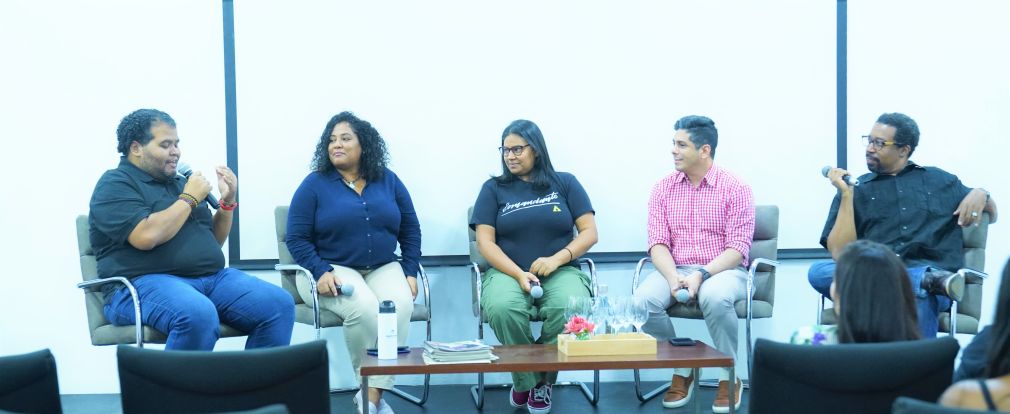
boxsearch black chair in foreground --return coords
[749,337,960,414]
[117,340,328,414]
[892,397,993,414]
[0,349,62,414]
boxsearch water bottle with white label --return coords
[377,300,398,359]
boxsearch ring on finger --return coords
[971,211,979,217]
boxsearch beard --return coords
[865,155,880,173]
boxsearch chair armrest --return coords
[578,258,599,296]
[471,262,482,319]
[748,258,780,276]
[78,276,144,346]
[417,263,431,310]
[77,276,134,291]
[632,257,651,295]
[958,268,988,284]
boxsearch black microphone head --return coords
[176,162,193,178]
[821,165,832,177]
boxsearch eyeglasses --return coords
[499,144,531,157]
[861,135,898,150]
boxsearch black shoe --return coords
[921,269,964,301]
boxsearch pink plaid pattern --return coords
[647,165,755,267]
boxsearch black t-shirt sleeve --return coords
[89,171,151,245]
[818,193,842,249]
[470,179,499,229]
[561,173,594,219]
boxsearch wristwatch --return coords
[698,268,712,281]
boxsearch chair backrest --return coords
[117,340,329,414]
[0,349,62,414]
[749,337,959,414]
[77,215,115,343]
[749,205,779,305]
[891,397,992,414]
[273,206,304,306]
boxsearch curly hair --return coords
[116,109,175,155]
[310,111,389,181]
[876,112,919,157]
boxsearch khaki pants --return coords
[296,261,413,390]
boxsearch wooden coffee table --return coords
[359,340,735,414]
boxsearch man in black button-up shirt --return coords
[808,112,998,337]
[89,109,294,350]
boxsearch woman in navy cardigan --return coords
[286,111,420,413]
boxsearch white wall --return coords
[0,0,1007,395]
[232,0,838,258]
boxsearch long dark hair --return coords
[985,258,1010,377]
[835,240,921,343]
[493,119,560,192]
[310,111,389,181]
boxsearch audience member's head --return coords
[985,258,1010,378]
[831,240,921,343]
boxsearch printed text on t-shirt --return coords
[501,192,560,216]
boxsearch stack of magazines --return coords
[422,340,498,364]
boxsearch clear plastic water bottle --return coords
[377,300,398,359]
[594,284,613,334]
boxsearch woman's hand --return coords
[530,256,563,277]
[406,276,418,299]
[517,272,541,293]
[316,271,342,296]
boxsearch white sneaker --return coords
[352,390,378,414]
[377,399,395,414]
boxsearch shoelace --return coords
[532,385,552,404]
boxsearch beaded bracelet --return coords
[178,193,198,209]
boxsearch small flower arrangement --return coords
[563,315,596,340]
[789,325,837,346]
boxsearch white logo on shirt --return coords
[501,192,560,216]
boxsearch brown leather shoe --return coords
[921,268,964,301]
[712,378,742,413]
[662,371,694,408]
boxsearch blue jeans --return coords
[808,260,950,338]
[104,268,295,350]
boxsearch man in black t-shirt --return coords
[89,109,293,350]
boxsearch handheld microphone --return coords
[530,281,543,299]
[177,163,221,209]
[336,283,354,296]
[674,288,690,303]
[821,166,859,187]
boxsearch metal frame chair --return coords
[816,213,990,335]
[273,205,432,405]
[75,215,245,348]
[467,207,601,408]
[629,205,780,401]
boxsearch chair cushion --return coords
[821,308,978,334]
[92,323,245,346]
[666,300,773,319]
[299,303,430,328]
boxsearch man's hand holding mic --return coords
[182,171,212,204]
[821,166,857,193]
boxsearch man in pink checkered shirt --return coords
[632,115,755,413]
